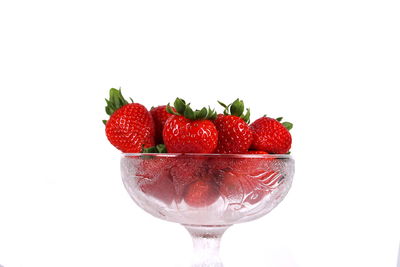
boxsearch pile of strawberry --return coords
[105,88,293,207]
[104,88,292,154]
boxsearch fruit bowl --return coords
[121,153,295,267]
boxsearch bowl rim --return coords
[121,153,293,159]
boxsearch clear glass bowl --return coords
[121,153,295,267]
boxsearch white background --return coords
[0,0,399,266]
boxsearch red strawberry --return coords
[183,178,219,207]
[169,156,207,201]
[218,171,260,203]
[150,105,175,144]
[250,116,292,154]
[163,98,218,153]
[210,157,275,204]
[214,99,253,154]
[104,88,155,153]
[135,157,175,204]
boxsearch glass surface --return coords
[121,153,295,267]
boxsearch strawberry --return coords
[169,156,207,201]
[135,157,176,204]
[250,116,292,154]
[150,105,175,144]
[163,98,218,153]
[183,178,219,207]
[104,88,155,153]
[218,171,260,203]
[210,157,276,204]
[214,99,253,154]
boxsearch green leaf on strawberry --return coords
[274,116,293,131]
[166,104,180,116]
[195,107,208,120]
[174,98,187,114]
[274,116,294,131]
[217,98,250,123]
[282,121,293,131]
[217,101,228,109]
[166,98,217,121]
[184,105,195,120]
[103,88,132,125]
[105,88,129,116]
[142,144,167,153]
[230,99,245,117]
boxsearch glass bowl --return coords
[121,153,295,267]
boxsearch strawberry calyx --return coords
[218,99,250,123]
[274,116,293,131]
[166,98,217,121]
[103,88,133,125]
[142,144,167,153]
[282,122,293,131]
[264,115,293,131]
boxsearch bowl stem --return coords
[183,224,231,267]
